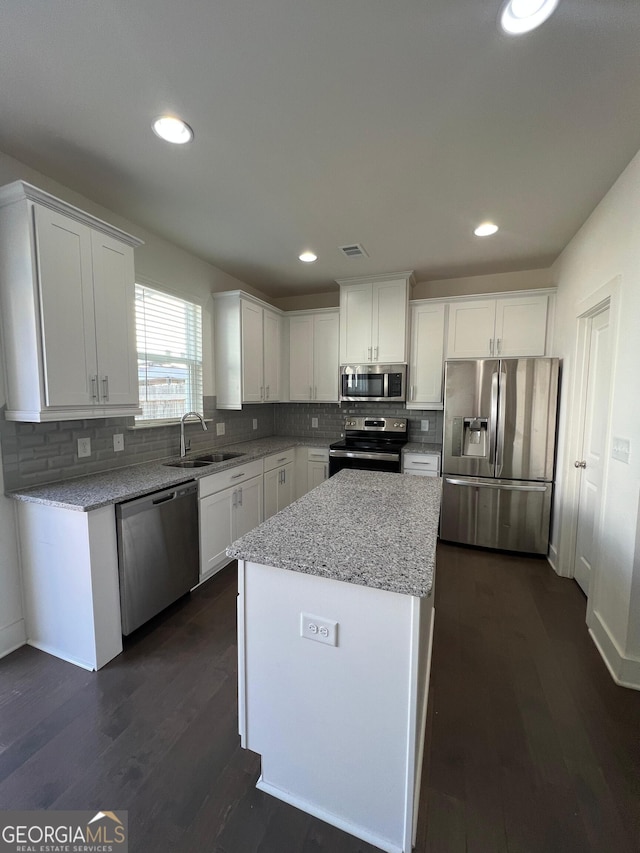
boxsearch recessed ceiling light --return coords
[299,251,317,263]
[152,116,194,144]
[499,0,560,35]
[474,222,499,237]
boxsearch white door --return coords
[92,232,138,406]
[372,280,408,363]
[34,205,97,407]
[289,315,314,401]
[340,283,373,363]
[263,309,281,401]
[308,460,328,490]
[494,294,548,357]
[313,312,339,401]
[241,301,264,402]
[573,306,611,595]
[233,476,263,539]
[199,488,234,578]
[408,302,445,406]
[446,300,495,358]
[263,467,280,520]
[278,462,295,511]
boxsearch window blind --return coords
[135,283,203,422]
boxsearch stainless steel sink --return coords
[194,452,245,463]
[163,460,212,468]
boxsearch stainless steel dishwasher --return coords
[116,481,199,635]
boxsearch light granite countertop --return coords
[227,469,441,598]
[6,436,339,512]
[403,442,442,456]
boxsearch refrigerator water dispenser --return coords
[451,416,489,458]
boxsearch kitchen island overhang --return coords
[228,470,441,853]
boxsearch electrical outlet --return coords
[113,433,124,452]
[77,437,91,458]
[253,419,258,430]
[301,613,338,647]
[311,417,318,428]
[216,422,225,436]
[421,419,430,432]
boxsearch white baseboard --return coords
[0,618,27,660]
[547,543,559,574]
[588,609,640,691]
[255,776,403,853]
[27,638,96,671]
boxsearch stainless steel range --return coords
[329,416,408,477]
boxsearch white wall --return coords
[0,149,263,659]
[551,149,640,686]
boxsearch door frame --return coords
[556,275,620,583]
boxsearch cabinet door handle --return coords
[489,338,494,356]
[309,386,312,400]
[102,376,109,401]
[266,385,270,399]
[238,487,243,506]
[314,386,317,399]
[91,375,99,401]
[368,346,372,361]
[231,471,246,480]
[277,456,288,462]
[232,490,238,508]
[374,346,378,360]
[496,338,501,355]
[260,386,264,400]
[324,464,328,478]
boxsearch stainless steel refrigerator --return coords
[440,358,559,554]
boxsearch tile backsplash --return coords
[0,397,275,490]
[275,401,443,444]
[1,397,443,491]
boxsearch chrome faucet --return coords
[180,411,208,457]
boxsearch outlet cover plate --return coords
[77,437,91,458]
[311,417,319,428]
[421,419,430,432]
[253,419,258,430]
[612,437,630,463]
[113,433,124,452]
[216,422,225,436]
[301,612,338,646]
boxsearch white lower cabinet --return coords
[307,448,329,491]
[263,450,295,520]
[403,452,441,477]
[199,459,264,580]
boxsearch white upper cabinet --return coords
[407,301,446,408]
[338,273,412,364]
[214,291,283,409]
[289,309,339,402]
[0,181,142,422]
[446,293,549,359]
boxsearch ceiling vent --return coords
[339,243,368,259]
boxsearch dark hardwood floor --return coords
[1,543,639,852]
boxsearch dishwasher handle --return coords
[116,481,197,519]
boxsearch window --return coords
[135,283,203,422]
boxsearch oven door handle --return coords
[329,449,400,462]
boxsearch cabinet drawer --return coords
[263,448,295,472]
[307,447,329,462]
[403,453,440,475]
[199,459,263,498]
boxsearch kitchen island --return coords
[227,469,441,853]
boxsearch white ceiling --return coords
[2,0,640,298]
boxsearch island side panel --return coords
[239,559,423,853]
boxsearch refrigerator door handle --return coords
[495,365,507,477]
[489,370,499,469]
[444,478,548,492]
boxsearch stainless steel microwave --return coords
[339,364,407,402]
